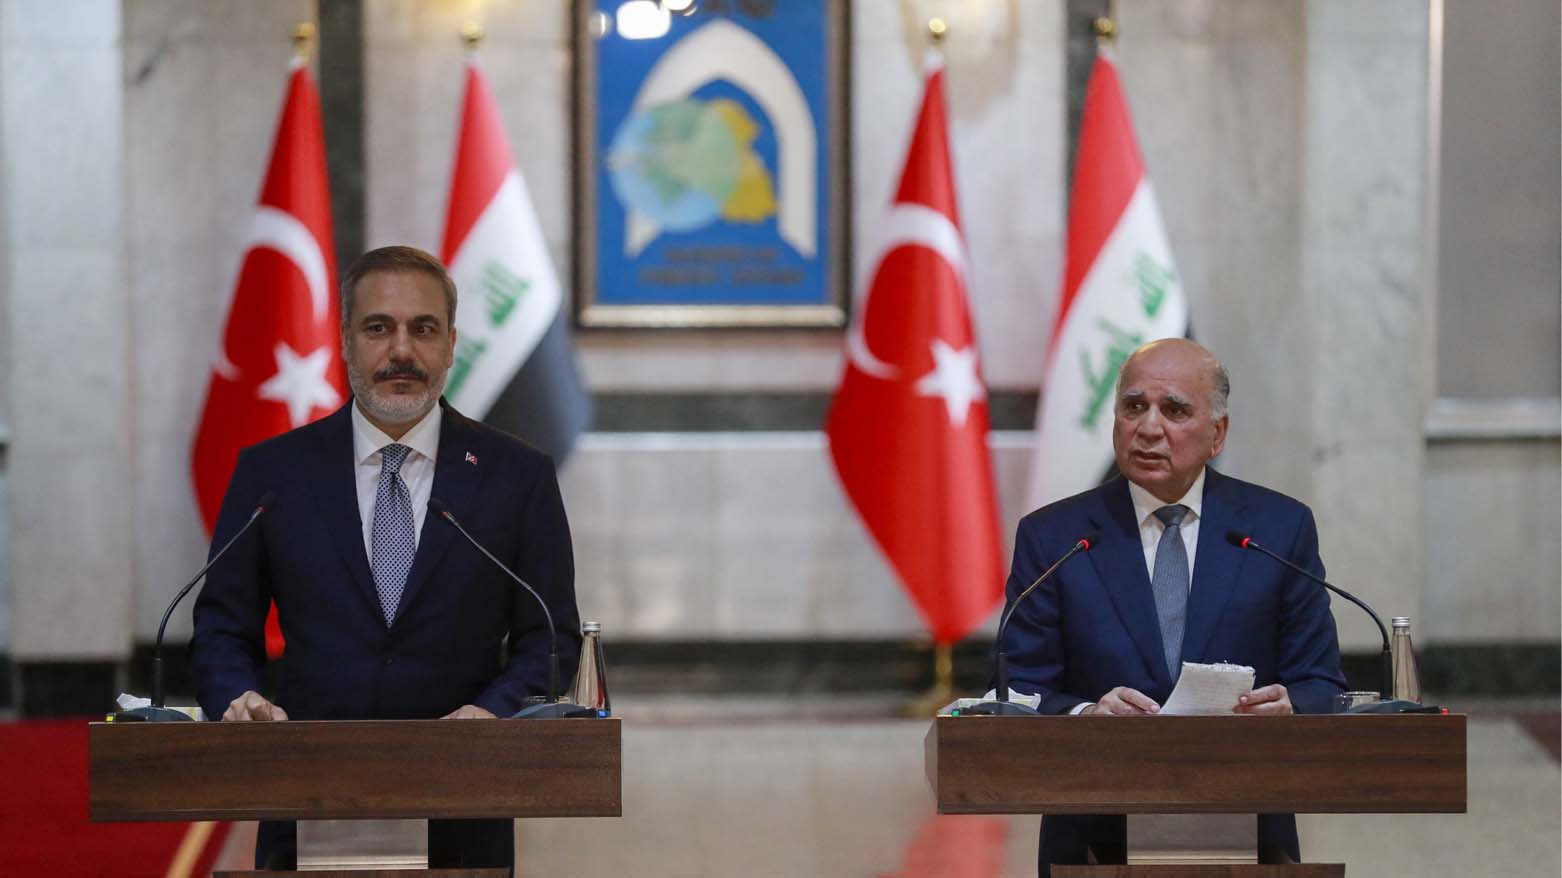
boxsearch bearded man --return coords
[190,245,581,870]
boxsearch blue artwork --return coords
[577,0,848,326]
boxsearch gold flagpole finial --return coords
[1092,16,1117,41]
[290,21,316,61]
[927,17,948,45]
[460,21,485,51]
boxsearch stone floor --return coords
[213,695,1561,877]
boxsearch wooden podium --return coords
[925,714,1466,876]
[89,717,621,876]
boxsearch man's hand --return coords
[1234,683,1292,715]
[441,704,497,719]
[1082,686,1160,715]
[222,690,288,721]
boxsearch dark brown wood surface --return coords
[1053,866,1344,877]
[89,718,621,822]
[927,714,1466,815]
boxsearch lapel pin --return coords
[465,451,478,466]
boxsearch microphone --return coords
[116,491,276,722]
[1224,530,1415,710]
[428,497,594,719]
[962,533,1100,716]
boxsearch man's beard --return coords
[346,356,445,427]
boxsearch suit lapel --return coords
[1182,468,1249,664]
[1088,478,1174,690]
[395,401,482,622]
[309,403,380,616]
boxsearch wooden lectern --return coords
[89,718,621,877]
[925,714,1466,877]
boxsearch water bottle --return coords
[1389,616,1421,704]
[567,622,611,716]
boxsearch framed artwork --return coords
[573,0,851,328]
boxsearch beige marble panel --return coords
[1423,439,1562,641]
[1,0,119,47]
[7,248,131,658]
[562,435,1035,639]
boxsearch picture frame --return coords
[572,0,851,328]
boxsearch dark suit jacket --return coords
[1001,468,1346,870]
[191,399,582,722]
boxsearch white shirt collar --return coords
[1127,467,1206,528]
[351,401,442,466]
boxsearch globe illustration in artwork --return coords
[607,97,777,232]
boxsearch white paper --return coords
[1159,662,1255,715]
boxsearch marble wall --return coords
[0,0,1553,659]
[119,0,316,640]
[2,0,133,660]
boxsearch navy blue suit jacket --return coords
[1001,468,1345,868]
[190,399,582,722]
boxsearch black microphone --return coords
[116,491,276,722]
[1224,530,1408,708]
[428,497,594,719]
[963,533,1100,717]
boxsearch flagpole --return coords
[902,14,959,721]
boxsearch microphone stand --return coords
[431,499,594,719]
[962,536,1097,717]
[115,493,274,722]
[1228,533,1424,713]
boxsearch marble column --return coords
[2,0,130,660]
[1301,0,1430,650]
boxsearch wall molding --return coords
[1425,397,1561,440]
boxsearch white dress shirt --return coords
[1126,467,1206,589]
[1068,469,1208,715]
[351,402,442,559]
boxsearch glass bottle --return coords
[1390,616,1421,704]
[567,622,611,715]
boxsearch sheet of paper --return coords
[1160,662,1256,715]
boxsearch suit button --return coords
[384,656,393,666]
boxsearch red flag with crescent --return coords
[824,58,1004,645]
[190,61,341,657]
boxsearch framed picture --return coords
[573,0,851,328]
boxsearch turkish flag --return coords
[190,61,342,657]
[825,60,1004,645]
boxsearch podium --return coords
[89,718,621,876]
[925,714,1466,876]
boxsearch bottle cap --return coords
[1391,616,1411,628]
[582,621,602,633]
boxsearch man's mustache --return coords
[374,362,428,383]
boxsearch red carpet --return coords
[0,719,228,877]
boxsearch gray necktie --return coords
[1152,504,1191,679]
[371,443,415,625]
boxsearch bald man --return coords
[1001,339,1346,874]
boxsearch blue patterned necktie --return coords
[1152,504,1191,679]
[371,443,415,625]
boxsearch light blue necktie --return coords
[1152,504,1191,679]
[371,444,415,625]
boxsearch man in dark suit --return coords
[190,245,582,870]
[1002,338,1345,875]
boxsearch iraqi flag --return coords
[1026,49,1189,508]
[190,59,341,657]
[825,56,1005,646]
[441,59,590,460]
